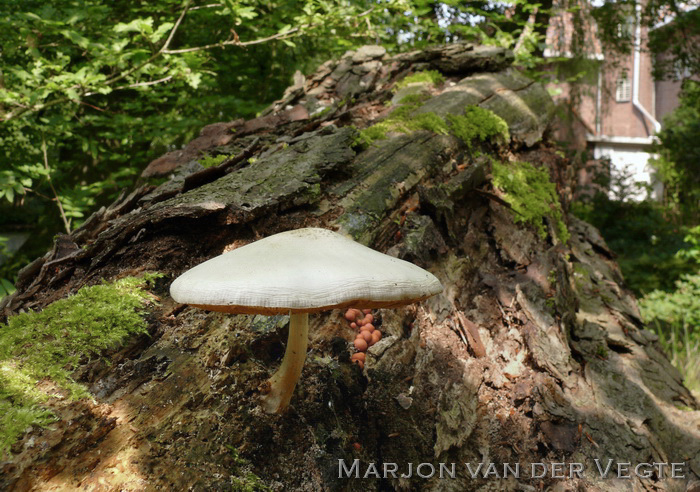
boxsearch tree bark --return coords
[1,43,698,491]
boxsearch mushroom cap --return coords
[170,227,443,315]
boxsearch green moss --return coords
[0,274,161,456]
[226,445,270,491]
[355,122,391,147]
[396,70,445,89]
[446,106,510,151]
[358,100,510,153]
[0,363,56,457]
[492,160,570,244]
[397,93,431,105]
[198,154,230,168]
[356,112,449,148]
[545,297,557,312]
[595,345,609,359]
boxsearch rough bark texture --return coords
[1,43,699,491]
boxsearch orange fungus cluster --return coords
[344,308,382,369]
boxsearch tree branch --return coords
[162,1,190,52]
[41,133,71,234]
[162,6,375,55]
[84,75,175,96]
[514,7,538,53]
[188,3,222,11]
[163,27,301,54]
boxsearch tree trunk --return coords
[2,43,699,491]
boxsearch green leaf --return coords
[60,29,91,49]
[0,278,16,297]
[184,72,202,89]
[236,6,257,20]
[65,88,79,100]
[150,22,174,43]
[113,17,154,34]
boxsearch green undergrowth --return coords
[0,273,161,456]
[395,70,445,89]
[492,160,570,244]
[640,273,700,396]
[356,97,509,152]
[571,197,694,295]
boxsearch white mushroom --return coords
[170,227,442,413]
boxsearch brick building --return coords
[545,1,690,200]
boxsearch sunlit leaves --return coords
[113,16,156,34]
[0,0,550,289]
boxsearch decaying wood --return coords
[1,43,699,492]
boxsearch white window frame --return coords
[615,76,631,102]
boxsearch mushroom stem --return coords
[261,312,309,413]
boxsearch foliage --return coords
[651,81,700,224]
[585,0,700,80]
[629,71,700,397]
[492,160,570,244]
[590,0,636,57]
[0,0,696,292]
[640,273,700,395]
[0,236,19,298]
[0,274,160,455]
[0,0,416,285]
[640,273,700,336]
[645,3,700,80]
[572,194,698,295]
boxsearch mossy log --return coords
[1,43,699,491]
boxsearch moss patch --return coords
[0,363,56,457]
[492,160,570,244]
[397,93,431,105]
[0,274,161,455]
[395,70,445,89]
[227,445,270,491]
[358,99,510,152]
[446,106,509,151]
[198,154,230,168]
